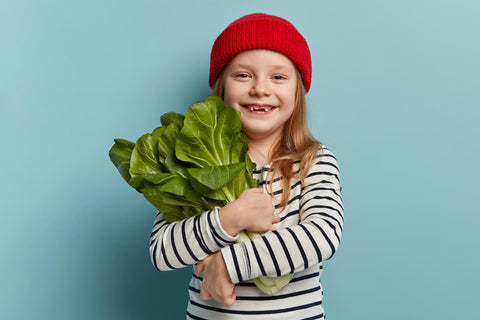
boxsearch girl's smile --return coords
[243,104,276,112]
[222,49,298,143]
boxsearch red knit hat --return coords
[209,13,312,92]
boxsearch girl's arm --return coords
[149,208,239,271]
[220,148,344,284]
[150,185,281,271]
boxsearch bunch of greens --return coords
[109,95,292,295]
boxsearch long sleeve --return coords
[220,147,343,284]
[150,208,239,271]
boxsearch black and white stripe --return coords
[150,209,238,270]
[150,147,343,319]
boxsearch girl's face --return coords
[223,49,297,143]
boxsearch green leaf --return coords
[164,151,188,178]
[158,175,202,202]
[109,138,135,184]
[128,175,147,191]
[130,132,164,176]
[142,185,209,222]
[160,112,185,128]
[186,177,229,202]
[176,96,244,168]
[187,163,246,190]
[141,173,176,185]
[216,106,245,163]
[157,124,180,162]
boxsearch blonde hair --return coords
[212,69,322,210]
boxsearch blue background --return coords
[1,0,479,319]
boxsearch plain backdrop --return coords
[1,0,479,319]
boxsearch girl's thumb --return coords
[194,262,204,275]
[223,291,237,306]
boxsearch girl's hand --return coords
[219,188,280,236]
[194,252,236,306]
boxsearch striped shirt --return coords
[150,147,343,319]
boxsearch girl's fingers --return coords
[222,293,236,306]
[216,286,237,306]
[199,282,236,306]
[273,213,281,224]
[194,262,204,275]
[199,287,213,300]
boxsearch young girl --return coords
[150,13,343,319]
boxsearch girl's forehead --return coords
[227,50,296,69]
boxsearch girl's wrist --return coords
[218,202,243,237]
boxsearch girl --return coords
[150,13,343,319]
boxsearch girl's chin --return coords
[241,126,282,141]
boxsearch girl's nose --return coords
[249,78,270,97]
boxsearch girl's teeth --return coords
[249,106,271,112]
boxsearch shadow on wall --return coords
[53,164,195,320]
[77,203,193,319]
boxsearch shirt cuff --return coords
[220,232,253,284]
[221,244,242,284]
[211,207,238,244]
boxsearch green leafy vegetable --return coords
[109,95,291,295]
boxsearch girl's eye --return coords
[235,73,249,79]
[273,75,286,80]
